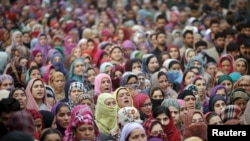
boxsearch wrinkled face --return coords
[70,88,83,102]
[213,100,226,115]
[30,69,41,80]
[184,71,195,86]
[12,89,27,110]
[169,48,179,59]
[0,79,13,90]
[110,48,123,61]
[39,35,47,46]
[100,77,111,93]
[140,99,152,116]
[234,98,248,113]
[238,79,250,92]
[117,88,132,108]
[147,57,159,73]
[75,124,95,141]
[208,115,223,125]
[191,113,204,125]
[104,97,116,107]
[221,59,231,74]
[56,106,71,128]
[151,90,163,100]
[156,113,170,126]
[183,95,196,110]
[221,80,232,93]
[128,128,147,141]
[158,75,168,91]
[73,62,84,76]
[31,80,45,100]
[169,106,180,125]
[235,60,247,75]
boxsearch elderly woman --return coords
[230,88,250,113]
[0,74,14,90]
[119,122,147,141]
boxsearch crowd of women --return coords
[0,0,250,141]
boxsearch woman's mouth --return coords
[123,99,130,105]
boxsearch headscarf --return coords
[120,71,138,87]
[142,54,157,79]
[167,44,181,61]
[68,58,85,82]
[64,35,77,55]
[118,107,142,129]
[133,93,150,112]
[0,74,14,91]
[218,55,234,75]
[99,62,113,73]
[209,84,228,100]
[143,118,166,141]
[25,78,51,111]
[113,87,134,111]
[95,93,118,134]
[110,65,124,90]
[220,105,241,123]
[32,33,51,61]
[208,95,226,112]
[217,75,234,94]
[234,58,248,75]
[119,122,145,141]
[64,105,99,141]
[186,56,204,75]
[40,64,55,84]
[51,102,71,137]
[94,73,113,96]
[26,109,44,129]
[230,88,249,104]
[161,98,180,111]
[183,109,207,141]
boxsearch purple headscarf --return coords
[33,33,51,61]
[64,35,77,55]
[120,122,145,141]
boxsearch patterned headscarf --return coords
[220,105,241,123]
[95,93,117,134]
[27,109,44,129]
[143,118,166,140]
[118,107,142,128]
[64,105,99,141]
[230,88,249,104]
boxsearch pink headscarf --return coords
[25,78,51,111]
[94,73,113,96]
[64,35,77,55]
[64,105,100,141]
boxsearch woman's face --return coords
[67,38,75,46]
[169,48,179,59]
[221,80,233,93]
[80,42,87,50]
[87,69,96,84]
[192,61,201,68]
[151,90,163,99]
[100,77,111,93]
[35,52,44,64]
[80,99,93,108]
[238,79,250,92]
[169,63,180,71]
[140,99,152,116]
[53,56,61,63]
[183,95,196,110]
[34,118,43,135]
[56,106,71,128]
[191,113,204,125]
[221,59,231,74]
[235,60,247,75]
[128,128,147,141]
[213,100,226,115]
[20,58,28,66]
[150,123,164,137]
[73,62,84,76]
[158,75,168,91]
[75,124,95,141]
[117,88,132,108]
[184,71,195,86]
[117,29,124,40]
[87,41,94,51]
[234,98,248,113]
[104,97,116,107]
[206,64,217,76]
[43,133,62,141]
[161,54,170,63]
[147,57,159,73]
[30,69,41,80]
[110,48,123,61]
[186,51,195,63]
[215,71,224,83]
[132,62,141,72]
[15,34,22,45]
[114,70,122,79]
[70,88,83,102]
[52,76,65,90]
[208,115,223,125]
[39,35,47,46]
[168,106,180,125]
[31,80,45,100]
[0,79,13,90]
[127,76,138,89]
[73,47,81,58]
[12,89,27,110]
[194,79,206,97]
[156,113,170,126]
[139,45,148,54]
[215,88,227,99]
[104,66,112,75]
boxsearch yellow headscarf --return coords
[113,87,134,111]
[95,93,118,134]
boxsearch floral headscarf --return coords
[118,107,142,128]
